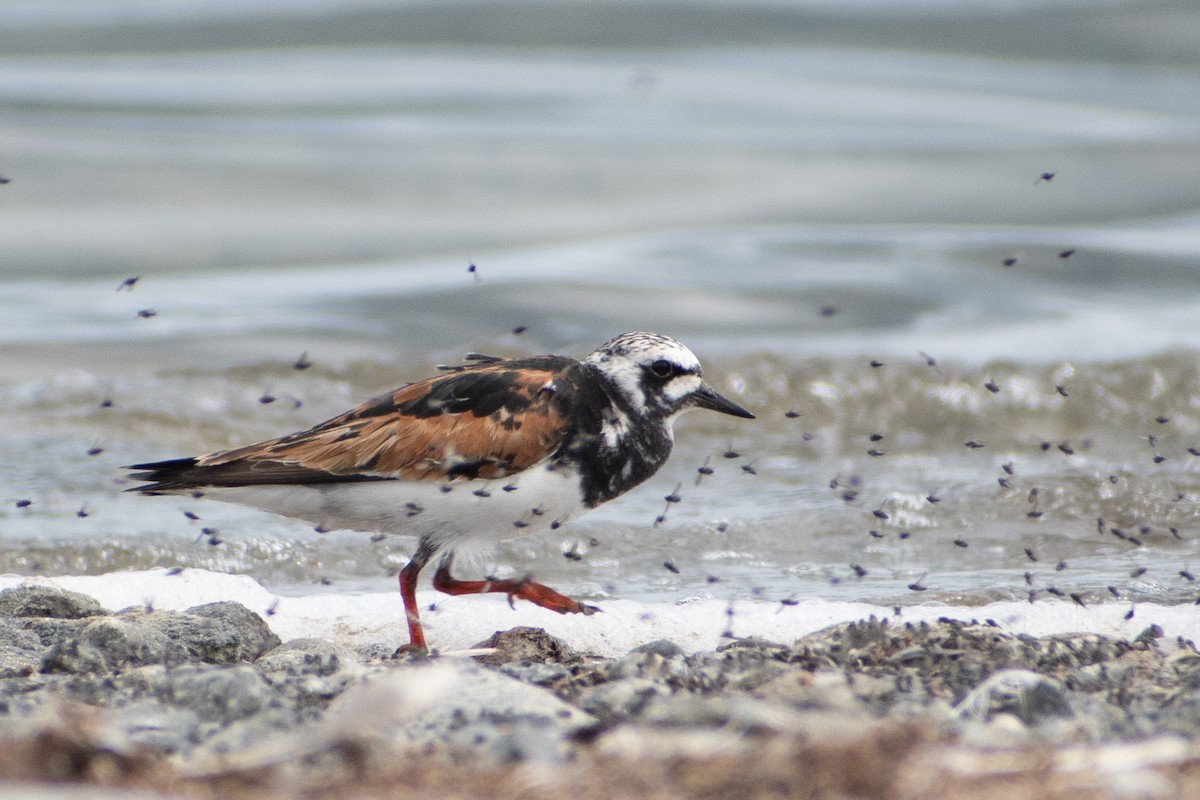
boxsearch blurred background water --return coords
[4,0,1200,612]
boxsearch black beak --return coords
[691,383,755,419]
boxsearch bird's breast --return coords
[570,419,674,508]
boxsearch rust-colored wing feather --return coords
[129,356,582,491]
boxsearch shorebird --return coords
[128,332,754,650]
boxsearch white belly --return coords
[200,460,588,552]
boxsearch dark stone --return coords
[0,619,45,678]
[123,601,281,664]
[257,638,362,708]
[40,602,279,674]
[50,661,291,759]
[15,618,93,651]
[631,639,685,659]
[472,627,577,667]
[60,662,287,726]
[0,585,105,619]
[41,616,179,674]
[164,664,279,723]
[258,638,353,678]
[607,647,695,686]
[958,670,1074,726]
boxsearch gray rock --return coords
[125,601,280,664]
[578,678,667,719]
[607,647,694,685]
[257,638,363,708]
[0,585,106,619]
[65,664,176,708]
[352,641,399,661]
[0,646,42,681]
[954,669,1073,726]
[472,626,577,667]
[631,639,685,659]
[1151,687,1200,738]
[0,619,47,678]
[690,639,796,694]
[1062,692,1144,742]
[1165,649,1200,691]
[55,662,293,756]
[40,602,280,675]
[177,658,596,775]
[165,664,281,725]
[0,587,106,669]
[257,638,358,677]
[571,645,706,719]
[445,716,572,764]
[498,661,573,689]
[9,616,93,650]
[187,712,304,764]
[0,672,51,717]
[188,602,282,658]
[42,616,179,674]
[324,659,594,763]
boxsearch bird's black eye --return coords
[647,359,675,379]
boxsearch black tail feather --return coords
[124,457,202,494]
[125,456,388,493]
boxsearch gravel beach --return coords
[2,584,1200,799]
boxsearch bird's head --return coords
[584,332,754,423]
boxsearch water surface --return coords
[3,0,1200,617]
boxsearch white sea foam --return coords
[2,569,1193,658]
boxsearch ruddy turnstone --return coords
[127,332,754,650]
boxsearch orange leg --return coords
[432,556,600,616]
[398,546,600,653]
[397,541,435,652]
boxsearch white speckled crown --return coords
[585,331,701,372]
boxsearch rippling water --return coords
[3,0,1200,613]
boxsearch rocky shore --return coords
[2,584,1200,799]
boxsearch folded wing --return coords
[128,357,579,493]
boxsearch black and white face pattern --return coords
[586,330,757,427]
[584,332,705,422]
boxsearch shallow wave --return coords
[5,345,1200,609]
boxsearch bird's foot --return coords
[432,569,600,616]
[503,576,601,616]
